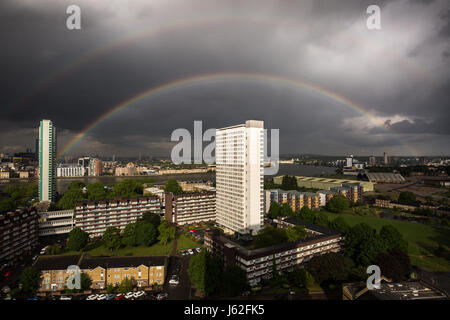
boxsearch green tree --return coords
[221,265,248,296]
[281,175,297,190]
[398,191,417,206]
[314,212,329,227]
[379,225,408,253]
[57,188,85,210]
[103,227,122,251]
[118,277,136,293]
[87,182,109,201]
[285,225,307,242]
[157,221,176,245]
[280,202,294,217]
[188,251,222,296]
[135,221,158,246]
[298,206,315,223]
[306,252,352,285]
[287,268,315,288]
[164,179,183,194]
[20,266,40,296]
[121,223,137,247]
[253,226,288,249]
[376,248,412,281]
[268,201,281,219]
[326,195,350,213]
[106,283,117,294]
[139,211,161,228]
[330,217,350,234]
[67,227,89,251]
[113,179,143,198]
[345,223,386,266]
[80,272,93,291]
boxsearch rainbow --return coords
[57,72,420,158]
[12,15,431,114]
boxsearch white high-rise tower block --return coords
[216,120,264,235]
[39,119,56,202]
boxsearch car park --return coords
[169,275,179,285]
[156,293,168,300]
[86,294,98,300]
[60,296,72,300]
[125,292,135,299]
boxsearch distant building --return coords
[115,162,137,176]
[216,120,264,236]
[0,171,10,179]
[345,155,353,168]
[383,152,389,165]
[56,164,86,177]
[19,171,30,179]
[39,120,56,202]
[369,155,376,166]
[273,176,374,192]
[164,191,216,225]
[0,209,39,266]
[366,172,406,183]
[89,158,102,176]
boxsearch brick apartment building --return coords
[164,191,216,225]
[74,196,162,237]
[204,217,343,286]
[0,209,39,266]
[35,255,168,292]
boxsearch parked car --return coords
[188,249,194,255]
[169,275,179,285]
[156,293,168,300]
[26,297,39,301]
[97,294,107,300]
[106,294,116,300]
[32,255,38,261]
[114,294,125,300]
[174,265,181,273]
[195,247,202,253]
[60,296,72,300]
[4,271,12,278]
[125,292,135,299]
[86,294,98,300]
[134,291,145,298]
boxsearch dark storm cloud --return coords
[0,0,449,157]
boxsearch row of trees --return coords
[57,178,154,210]
[66,211,175,252]
[188,251,249,297]
[253,225,307,249]
[0,184,37,213]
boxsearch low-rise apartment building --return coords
[165,191,216,225]
[0,209,39,266]
[35,255,168,292]
[204,217,343,286]
[38,209,75,237]
[75,196,162,237]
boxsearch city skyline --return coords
[1,0,450,158]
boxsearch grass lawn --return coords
[177,234,200,250]
[62,240,174,257]
[321,211,450,272]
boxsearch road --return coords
[163,254,192,300]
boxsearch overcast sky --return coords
[1,0,449,158]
